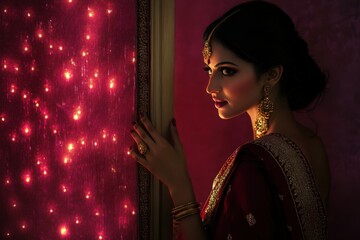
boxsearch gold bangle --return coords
[171,201,200,215]
[173,208,200,223]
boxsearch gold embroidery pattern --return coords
[254,134,327,239]
[202,147,240,223]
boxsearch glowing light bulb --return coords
[37,33,43,38]
[109,79,115,89]
[81,139,86,145]
[10,133,16,142]
[1,114,6,122]
[132,210,136,215]
[107,9,112,14]
[49,44,53,49]
[89,79,94,89]
[112,135,117,142]
[73,107,81,120]
[124,204,128,209]
[132,57,136,63]
[5,177,10,185]
[67,143,74,152]
[85,191,91,199]
[75,216,80,224]
[63,156,70,164]
[64,70,72,80]
[10,84,16,94]
[21,224,26,229]
[59,46,63,51]
[49,208,54,214]
[22,124,31,136]
[88,8,94,18]
[102,130,107,139]
[12,201,17,208]
[59,225,69,237]
[68,0,73,3]
[86,34,91,40]
[23,173,31,184]
[4,8,7,13]
[62,185,68,193]
[44,84,50,92]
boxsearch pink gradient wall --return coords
[174,0,360,239]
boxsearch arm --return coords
[129,115,207,240]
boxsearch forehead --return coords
[204,41,248,66]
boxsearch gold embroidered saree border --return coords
[254,134,327,239]
[202,147,241,226]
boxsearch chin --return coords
[218,111,243,120]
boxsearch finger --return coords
[132,123,155,147]
[170,119,184,152]
[128,148,150,170]
[140,115,163,143]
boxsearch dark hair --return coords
[203,1,327,111]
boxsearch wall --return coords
[174,0,360,239]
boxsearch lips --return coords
[212,97,228,109]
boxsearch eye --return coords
[219,67,237,76]
[203,66,212,75]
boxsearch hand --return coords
[129,116,191,192]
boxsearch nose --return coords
[206,75,221,94]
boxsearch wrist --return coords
[169,176,196,206]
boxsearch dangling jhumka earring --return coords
[202,9,241,63]
[255,85,274,139]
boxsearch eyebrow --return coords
[214,61,238,68]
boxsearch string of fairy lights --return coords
[0,0,138,239]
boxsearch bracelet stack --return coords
[171,201,200,223]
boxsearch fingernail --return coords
[172,118,176,127]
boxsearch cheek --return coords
[228,76,259,97]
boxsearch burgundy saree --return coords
[201,133,327,239]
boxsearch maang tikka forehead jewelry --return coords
[202,9,241,62]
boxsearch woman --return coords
[130,1,330,239]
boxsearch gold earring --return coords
[255,85,274,139]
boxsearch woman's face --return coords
[205,41,265,119]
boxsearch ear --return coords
[266,65,283,87]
